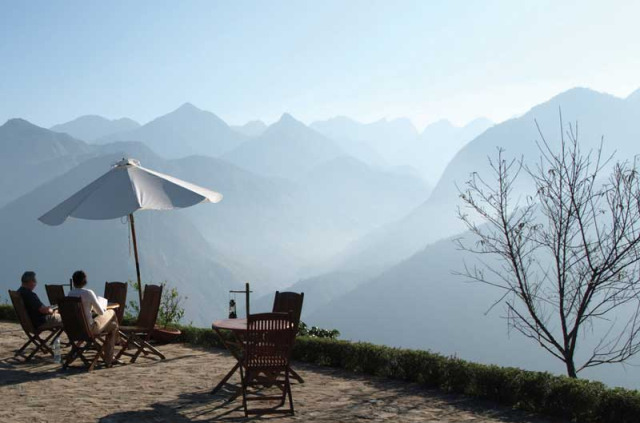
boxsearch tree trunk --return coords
[565,358,578,378]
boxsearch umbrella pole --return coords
[129,213,143,305]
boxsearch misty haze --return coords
[2,2,640,422]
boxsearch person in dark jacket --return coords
[17,271,61,329]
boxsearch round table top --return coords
[107,303,120,310]
[212,318,247,331]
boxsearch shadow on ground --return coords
[97,364,555,423]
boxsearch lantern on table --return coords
[228,298,237,319]
[229,282,252,319]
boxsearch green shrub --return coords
[2,308,639,422]
[283,333,640,423]
[0,304,16,321]
[298,321,340,339]
[157,283,186,329]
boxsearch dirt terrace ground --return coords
[0,322,564,423]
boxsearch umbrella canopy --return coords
[39,158,222,225]
[38,158,222,303]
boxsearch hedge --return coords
[2,304,639,422]
[0,304,16,321]
[176,325,640,422]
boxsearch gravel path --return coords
[0,322,563,423]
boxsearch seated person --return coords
[18,271,62,330]
[68,270,119,366]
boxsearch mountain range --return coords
[0,112,430,311]
[99,103,246,158]
[0,118,93,208]
[222,114,344,181]
[5,86,640,389]
[50,115,140,141]
[273,87,640,389]
[311,115,493,183]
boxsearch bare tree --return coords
[456,118,640,378]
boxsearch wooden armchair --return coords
[272,291,304,383]
[241,312,296,416]
[116,284,165,363]
[104,281,127,324]
[8,290,62,361]
[44,284,65,306]
[58,296,111,371]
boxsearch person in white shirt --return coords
[68,270,119,366]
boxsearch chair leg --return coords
[52,328,64,343]
[240,366,249,418]
[25,337,47,361]
[120,333,164,363]
[115,333,135,360]
[142,340,165,359]
[286,369,295,415]
[63,344,80,369]
[289,367,305,383]
[87,341,101,372]
[15,338,34,357]
[94,337,112,368]
[131,344,144,363]
[128,334,148,363]
[211,362,240,395]
[38,331,57,354]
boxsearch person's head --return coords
[72,270,87,288]
[21,271,37,290]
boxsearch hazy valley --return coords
[3,87,640,389]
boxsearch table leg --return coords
[211,327,245,397]
[211,362,240,395]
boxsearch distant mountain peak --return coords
[97,102,243,158]
[50,115,140,142]
[269,113,308,132]
[279,112,299,123]
[626,88,640,102]
[548,86,613,103]
[175,102,202,113]
[3,117,37,129]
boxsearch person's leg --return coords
[92,310,118,366]
[39,313,62,329]
[91,309,115,333]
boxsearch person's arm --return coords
[86,289,106,315]
[31,292,53,315]
[38,305,54,315]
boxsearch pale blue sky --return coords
[1,0,639,129]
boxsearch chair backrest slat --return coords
[104,281,127,323]
[245,312,295,369]
[272,291,304,331]
[136,284,163,330]
[58,297,94,342]
[45,284,65,306]
[9,290,36,334]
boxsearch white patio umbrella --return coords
[38,158,223,303]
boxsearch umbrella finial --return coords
[114,158,141,168]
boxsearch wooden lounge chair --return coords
[8,290,63,361]
[104,281,127,324]
[44,284,66,306]
[272,291,304,383]
[57,296,111,371]
[241,312,296,417]
[116,284,165,363]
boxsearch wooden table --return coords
[213,318,247,332]
[211,318,247,395]
[107,303,120,311]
